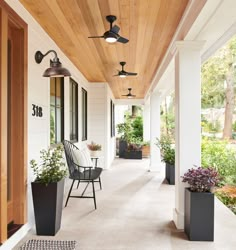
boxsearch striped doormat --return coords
[19,239,77,250]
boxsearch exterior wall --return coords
[1,1,97,249]
[88,83,116,169]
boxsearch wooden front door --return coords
[0,1,27,243]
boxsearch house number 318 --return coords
[32,104,43,117]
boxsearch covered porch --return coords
[14,158,236,250]
[0,0,236,248]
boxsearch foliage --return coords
[215,185,236,214]
[116,114,143,143]
[181,166,219,192]
[30,146,67,185]
[232,121,236,132]
[155,135,175,165]
[131,116,143,140]
[142,140,150,146]
[116,121,133,142]
[205,120,222,133]
[201,138,236,185]
[201,36,236,109]
[127,143,142,152]
[87,141,102,151]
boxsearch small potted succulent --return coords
[181,166,219,241]
[30,145,67,236]
[87,141,102,157]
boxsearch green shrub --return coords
[201,138,236,185]
[131,116,143,141]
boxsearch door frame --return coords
[0,1,27,243]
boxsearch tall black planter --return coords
[165,163,175,185]
[31,179,65,236]
[119,140,127,158]
[184,188,214,241]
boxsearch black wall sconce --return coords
[35,50,71,77]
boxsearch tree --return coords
[201,35,236,139]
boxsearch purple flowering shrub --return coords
[181,166,219,192]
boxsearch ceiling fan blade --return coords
[117,36,129,43]
[111,25,120,34]
[113,74,119,77]
[88,36,104,38]
[126,72,138,76]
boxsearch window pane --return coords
[82,88,87,141]
[56,78,61,106]
[70,79,78,141]
[56,107,61,143]
[50,78,64,145]
[50,107,56,144]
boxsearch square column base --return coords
[173,208,184,229]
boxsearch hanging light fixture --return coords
[35,50,71,77]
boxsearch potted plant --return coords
[87,141,102,157]
[142,140,150,158]
[124,139,142,159]
[155,135,175,184]
[116,122,132,158]
[181,166,219,241]
[30,145,67,236]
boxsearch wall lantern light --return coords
[35,50,71,77]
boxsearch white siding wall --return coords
[88,83,116,169]
[1,1,91,249]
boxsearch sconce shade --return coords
[43,61,71,77]
[35,50,71,77]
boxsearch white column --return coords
[150,91,162,171]
[143,101,150,142]
[173,41,205,229]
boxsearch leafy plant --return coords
[30,145,67,185]
[116,122,133,142]
[87,141,102,151]
[142,140,150,146]
[163,148,175,165]
[181,166,219,192]
[155,135,175,165]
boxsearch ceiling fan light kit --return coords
[88,15,129,44]
[122,88,136,98]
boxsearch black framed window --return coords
[81,88,87,141]
[111,100,115,137]
[70,78,78,142]
[50,78,64,144]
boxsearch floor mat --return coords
[19,239,77,250]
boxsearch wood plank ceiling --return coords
[20,0,189,99]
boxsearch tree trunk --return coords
[132,105,138,117]
[223,66,234,139]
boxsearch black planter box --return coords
[165,163,175,185]
[184,188,214,241]
[119,140,128,158]
[31,179,65,236]
[124,150,142,159]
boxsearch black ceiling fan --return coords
[88,15,129,44]
[122,88,136,98]
[114,62,138,77]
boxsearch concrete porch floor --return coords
[15,158,236,250]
